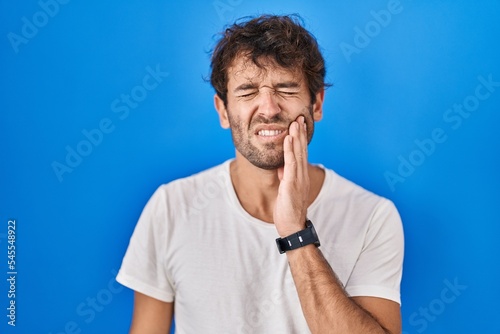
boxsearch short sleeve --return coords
[116,186,175,302]
[344,199,404,304]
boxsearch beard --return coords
[227,106,315,170]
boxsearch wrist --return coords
[285,243,317,257]
[277,221,307,238]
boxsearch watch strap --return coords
[276,220,320,254]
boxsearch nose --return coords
[258,90,281,117]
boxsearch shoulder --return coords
[312,166,401,236]
[145,160,232,217]
[321,167,394,210]
[156,160,231,195]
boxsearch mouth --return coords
[254,126,288,145]
[257,129,286,137]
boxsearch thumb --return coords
[277,166,284,181]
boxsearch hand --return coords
[273,115,310,237]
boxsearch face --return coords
[215,56,324,170]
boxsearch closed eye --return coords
[277,90,299,97]
[238,91,258,98]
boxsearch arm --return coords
[129,291,174,334]
[286,244,401,333]
[274,116,401,333]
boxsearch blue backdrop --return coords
[1,1,499,333]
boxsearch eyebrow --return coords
[233,81,301,93]
[274,81,301,89]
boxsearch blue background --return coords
[1,0,499,333]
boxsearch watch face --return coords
[307,220,321,247]
[275,238,287,254]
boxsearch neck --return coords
[229,152,324,223]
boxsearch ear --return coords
[214,94,230,129]
[312,89,325,122]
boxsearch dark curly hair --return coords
[210,14,329,106]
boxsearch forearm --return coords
[287,245,389,334]
[129,292,173,334]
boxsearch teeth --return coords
[258,130,283,137]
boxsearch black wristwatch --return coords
[276,220,320,254]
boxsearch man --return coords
[117,14,404,333]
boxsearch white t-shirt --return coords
[117,160,404,333]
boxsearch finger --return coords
[282,134,296,182]
[298,116,308,172]
[291,119,305,181]
[277,166,285,181]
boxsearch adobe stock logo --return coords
[213,0,244,22]
[51,64,169,182]
[7,0,71,54]
[180,169,231,216]
[48,269,123,334]
[236,275,296,333]
[403,277,467,333]
[339,0,403,63]
[385,74,500,192]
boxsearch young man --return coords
[117,15,404,333]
